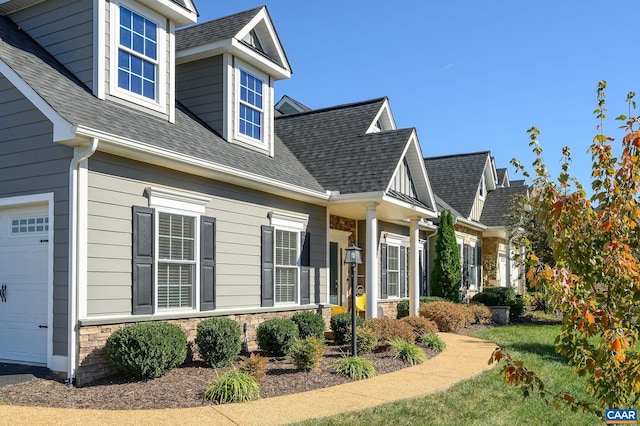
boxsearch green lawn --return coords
[291,325,604,426]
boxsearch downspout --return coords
[68,138,99,385]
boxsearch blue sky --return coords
[194,1,639,190]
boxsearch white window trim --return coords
[233,60,272,152]
[109,0,167,113]
[468,239,479,290]
[148,190,208,313]
[270,213,305,306]
[479,175,486,200]
[386,243,401,299]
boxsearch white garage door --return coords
[0,205,49,365]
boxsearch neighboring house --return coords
[0,1,438,385]
[424,151,527,300]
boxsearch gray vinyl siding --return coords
[176,56,224,135]
[0,76,73,356]
[86,153,327,317]
[10,0,94,90]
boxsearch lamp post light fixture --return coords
[344,244,362,357]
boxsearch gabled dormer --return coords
[175,6,292,157]
[366,98,396,133]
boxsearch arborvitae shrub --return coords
[195,317,242,367]
[419,301,466,332]
[105,321,187,379]
[330,312,364,345]
[256,318,299,356]
[291,311,326,339]
[289,337,325,372]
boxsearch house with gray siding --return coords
[0,0,439,385]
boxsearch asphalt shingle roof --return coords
[176,7,262,50]
[275,99,414,194]
[0,16,322,193]
[424,151,490,218]
[479,185,528,227]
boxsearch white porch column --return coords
[365,203,379,318]
[409,217,420,316]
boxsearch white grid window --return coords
[387,245,399,297]
[11,216,48,234]
[157,213,195,309]
[275,229,298,303]
[118,7,158,100]
[239,70,263,140]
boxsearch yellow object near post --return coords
[330,305,347,315]
[355,294,366,317]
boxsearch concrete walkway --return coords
[0,333,497,426]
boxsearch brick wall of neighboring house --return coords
[76,307,331,386]
[330,215,357,245]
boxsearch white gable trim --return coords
[366,98,396,133]
[136,0,197,27]
[94,0,106,99]
[0,59,76,141]
[235,7,291,74]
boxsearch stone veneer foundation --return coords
[76,307,331,386]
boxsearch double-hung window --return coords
[387,245,400,298]
[118,7,157,100]
[238,69,264,141]
[157,212,195,310]
[274,229,299,304]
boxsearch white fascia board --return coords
[229,40,290,80]
[381,193,438,219]
[136,0,197,27]
[175,39,231,63]
[73,126,330,204]
[328,191,385,204]
[0,59,76,141]
[366,98,397,133]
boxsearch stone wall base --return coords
[76,306,331,386]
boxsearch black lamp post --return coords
[344,244,362,357]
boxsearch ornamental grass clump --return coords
[291,311,326,339]
[203,370,260,404]
[105,321,187,380]
[419,301,466,332]
[195,317,242,368]
[256,317,299,356]
[420,332,446,351]
[389,339,427,365]
[289,336,325,372]
[335,355,376,380]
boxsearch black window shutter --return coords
[463,244,470,289]
[476,245,483,287]
[380,243,388,299]
[132,206,154,315]
[200,216,216,311]
[400,246,406,298]
[261,225,275,307]
[300,231,311,305]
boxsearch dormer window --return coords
[239,70,263,140]
[110,0,166,113]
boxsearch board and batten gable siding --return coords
[176,56,224,135]
[469,194,485,222]
[86,153,327,317]
[9,0,94,91]
[0,75,74,357]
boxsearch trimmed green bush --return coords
[256,318,299,356]
[343,326,379,354]
[335,355,376,380]
[105,321,187,379]
[289,337,325,372]
[291,311,326,339]
[396,297,446,319]
[330,312,364,345]
[195,317,242,368]
[471,287,525,319]
[389,339,427,365]
[203,371,259,404]
[419,301,466,332]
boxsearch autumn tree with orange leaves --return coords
[494,81,640,412]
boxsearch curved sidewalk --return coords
[0,333,497,426]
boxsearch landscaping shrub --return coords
[256,318,299,356]
[195,317,242,368]
[396,297,447,318]
[471,286,525,319]
[466,303,493,324]
[343,326,379,354]
[401,315,439,336]
[363,317,416,347]
[420,332,446,351]
[389,339,427,365]
[203,371,259,404]
[334,355,376,380]
[419,301,466,332]
[238,353,268,381]
[289,337,325,372]
[330,312,364,345]
[105,321,187,379]
[291,311,326,339]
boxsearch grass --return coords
[291,325,605,426]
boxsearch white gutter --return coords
[68,138,99,384]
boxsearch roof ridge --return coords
[274,97,387,119]
[424,150,490,161]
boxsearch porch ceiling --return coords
[328,193,437,222]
